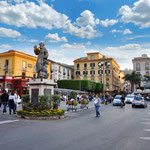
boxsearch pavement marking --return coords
[140,137,150,140]
[144,129,150,132]
[141,118,150,121]
[141,122,150,125]
[0,120,19,125]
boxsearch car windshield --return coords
[115,96,121,99]
[126,96,134,98]
[135,97,143,101]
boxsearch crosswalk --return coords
[140,112,150,141]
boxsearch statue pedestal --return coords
[27,79,56,104]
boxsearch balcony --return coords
[91,74,94,77]
[84,74,87,77]
[99,74,102,76]
[3,65,8,70]
[84,67,87,70]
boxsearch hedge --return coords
[57,79,101,92]
[95,83,103,93]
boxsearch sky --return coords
[0,0,150,70]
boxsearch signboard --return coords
[28,64,32,68]
[0,76,3,79]
[6,76,13,80]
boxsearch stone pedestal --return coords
[27,79,56,103]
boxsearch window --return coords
[23,62,27,71]
[63,68,66,75]
[33,64,36,72]
[105,70,110,75]
[145,62,149,70]
[22,72,26,79]
[77,64,80,69]
[90,63,95,69]
[76,71,80,77]
[90,70,95,76]
[136,63,140,70]
[84,63,87,69]
[83,71,88,76]
[99,79,102,83]
[91,55,94,60]
[98,70,103,75]
[5,71,8,75]
[146,71,149,76]
[5,60,9,66]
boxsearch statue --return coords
[34,42,49,79]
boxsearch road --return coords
[0,102,150,150]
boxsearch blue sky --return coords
[0,0,150,69]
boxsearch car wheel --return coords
[132,105,135,108]
[113,104,115,106]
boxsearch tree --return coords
[125,71,141,92]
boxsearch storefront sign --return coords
[6,76,13,80]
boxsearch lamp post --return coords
[98,57,110,102]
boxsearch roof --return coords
[0,50,37,59]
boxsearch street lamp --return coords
[98,57,110,101]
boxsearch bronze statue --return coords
[34,42,49,79]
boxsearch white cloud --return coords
[14,38,38,42]
[0,27,21,38]
[45,33,68,43]
[0,44,11,48]
[123,29,132,35]
[85,41,91,46]
[76,10,99,27]
[101,43,150,69]
[100,19,118,27]
[119,0,150,28]
[0,1,101,39]
[110,28,132,35]
[61,43,86,50]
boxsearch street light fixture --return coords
[98,57,110,101]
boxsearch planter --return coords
[17,114,65,120]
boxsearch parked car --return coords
[132,96,147,108]
[125,95,135,104]
[113,95,123,106]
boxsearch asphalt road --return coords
[0,102,150,150]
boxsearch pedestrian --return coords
[94,94,101,117]
[14,91,20,111]
[1,90,9,114]
[9,92,16,115]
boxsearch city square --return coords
[1,0,150,150]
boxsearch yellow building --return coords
[0,50,51,79]
[74,52,125,92]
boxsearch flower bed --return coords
[17,109,65,120]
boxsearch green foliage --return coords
[52,94,61,109]
[57,79,96,91]
[82,99,88,104]
[21,94,30,104]
[82,94,87,99]
[23,103,50,112]
[95,83,103,92]
[70,91,77,99]
[38,95,50,105]
[73,100,78,106]
[125,71,141,84]
[57,80,80,90]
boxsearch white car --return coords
[113,95,122,106]
[125,95,135,104]
[132,96,147,108]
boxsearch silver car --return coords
[132,96,147,108]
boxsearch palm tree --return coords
[125,71,141,92]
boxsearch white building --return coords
[51,61,74,82]
[132,54,150,88]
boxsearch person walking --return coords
[94,94,101,117]
[9,92,16,115]
[1,90,9,114]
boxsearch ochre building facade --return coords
[74,52,125,92]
